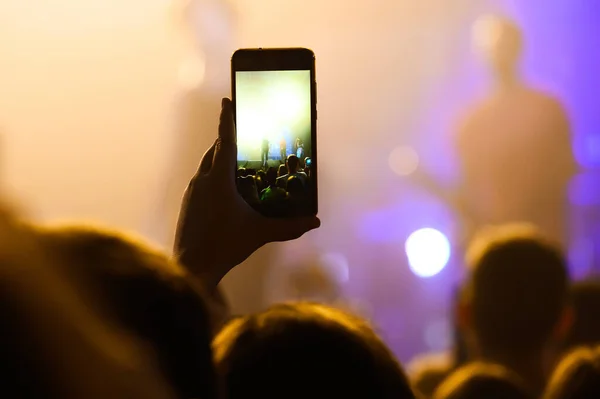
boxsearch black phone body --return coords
[231,48,318,218]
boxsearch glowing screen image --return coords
[235,70,314,217]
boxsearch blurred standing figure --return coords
[280,137,287,163]
[151,0,275,315]
[153,0,236,249]
[295,137,304,159]
[261,138,270,168]
[455,15,577,248]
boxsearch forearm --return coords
[182,269,231,336]
[174,249,233,333]
[174,249,223,292]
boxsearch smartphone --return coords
[232,48,317,218]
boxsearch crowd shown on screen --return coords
[236,154,313,208]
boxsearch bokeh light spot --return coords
[405,228,451,278]
[388,146,420,176]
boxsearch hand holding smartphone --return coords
[231,48,318,218]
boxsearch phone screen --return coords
[234,68,316,218]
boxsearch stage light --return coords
[405,228,451,278]
[270,75,310,122]
[237,109,275,146]
[389,145,419,176]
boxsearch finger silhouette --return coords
[213,98,237,177]
[196,140,217,177]
[261,216,321,243]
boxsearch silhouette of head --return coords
[461,224,570,357]
[434,362,532,399]
[545,347,600,399]
[0,213,179,399]
[38,225,217,399]
[182,0,237,58]
[266,167,278,186]
[563,279,600,351]
[237,176,259,203]
[286,176,304,198]
[213,302,415,399]
[277,165,288,177]
[286,154,299,174]
[473,15,523,83]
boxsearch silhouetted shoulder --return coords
[453,94,495,142]
[526,88,570,121]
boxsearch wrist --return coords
[175,249,222,292]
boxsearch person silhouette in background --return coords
[276,155,307,189]
[213,303,415,399]
[278,164,288,179]
[452,224,571,396]
[261,138,270,168]
[280,136,287,163]
[295,137,304,159]
[153,0,236,249]
[454,15,577,248]
[0,207,177,399]
[410,285,469,398]
[561,279,600,353]
[153,0,277,317]
[286,176,306,202]
[261,167,286,202]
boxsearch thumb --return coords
[260,216,321,244]
[212,98,237,177]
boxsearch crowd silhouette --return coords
[236,153,314,217]
[2,96,600,399]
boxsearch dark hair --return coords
[465,224,569,354]
[277,164,288,177]
[563,279,600,351]
[286,176,304,197]
[286,154,299,173]
[451,284,469,366]
[237,176,258,203]
[544,347,600,399]
[435,363,532,399]
[265,167,278,186]
[236,168,247,178]
[0,214,176,399]
[39,226,218,399]
[214,302,415,399]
